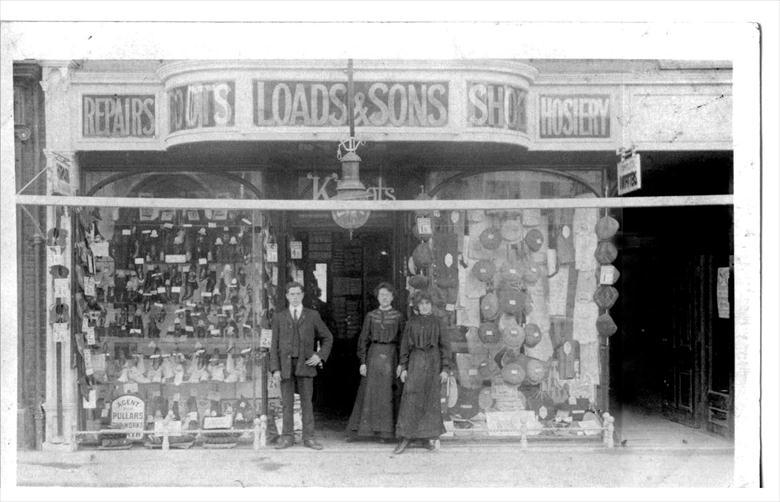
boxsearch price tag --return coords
[416,217,432,235]
[210,329,221,336]
[468,369,478,375]
[171,286,181,293]
[266,243,278,263]
[49,250,65,266]
[84,276,96,297]
[222,305,233,311]
[199,258,208,265]
[83,349,94,375]
[135,257,144,265]
[182,265,191,272]
[163,223,174,229]
[82,389,97,409]
[54,278,69,299]
[92,241,110,257]
[122,229,132,236]
[208,222,217,228]
[157,286,167,294]
[85,327,96,345]
[445,303,456,311]
[53,322,68,342]
[290,241,303,259]
[202,292,212,298]
[185,326,194,332]
[260,328,273,348]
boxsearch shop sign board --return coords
[253,81,448,127]
[467,82,528,131]
[168,81,235,133]
[48,152,73,196]
[110,394,145,440]
[82,95,155,137]
[617,153,642,195]
[539,95,611,138]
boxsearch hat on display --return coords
[499,263,525,284]
[477,358,495,380]
[499,347,522,368]
[595,215,620,240]
[408,274,429,290]
[435,266,459,289]
[49,303,70,324]
[500,316,525,349]
[500,220,523,243]
[523,323,543,348]
[412,241,434,268]
[498,288,526,316]
[522,355,548,385]
[524,228,544,252]
[596,312,618,336]
[501,362,526,385]
[450,386,480,419]
[480,292,500,321]
[594,241,618,264]
[478,321,501,345]
[478,387,494,410]
[522,264,542,285]
[479,227,502,250]
[49,264,70,278]
[593,285,620,309]
[472,259,496,283]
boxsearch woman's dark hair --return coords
[373,281,395,298]
[412,290,433,306]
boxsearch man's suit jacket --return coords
[270,307,334,379]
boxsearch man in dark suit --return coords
[270,281,333,450]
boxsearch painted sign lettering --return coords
[539,95,610,138]
[110,394,145,440]
[254,81,448,127]
[467,83,528,132]
[168,82,235,133]
[82,95,155,138]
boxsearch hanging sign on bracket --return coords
[617,149,642,195]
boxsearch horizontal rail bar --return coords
[16,194,734,211]
[75,428,258,436]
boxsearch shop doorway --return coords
[287,215,402,431]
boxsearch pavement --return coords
[12,407,735,488]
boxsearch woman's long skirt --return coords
[395,347,445,439]
[346,343,397,439]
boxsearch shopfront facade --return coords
[14,58,734,450]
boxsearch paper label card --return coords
[54,278,70,299]
[53,322,68,342]
[92,241,109,257]
[266,243,278,263]
[290,241,303,259]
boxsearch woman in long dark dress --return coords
[346,283,404,442]
[393,291,451,454]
